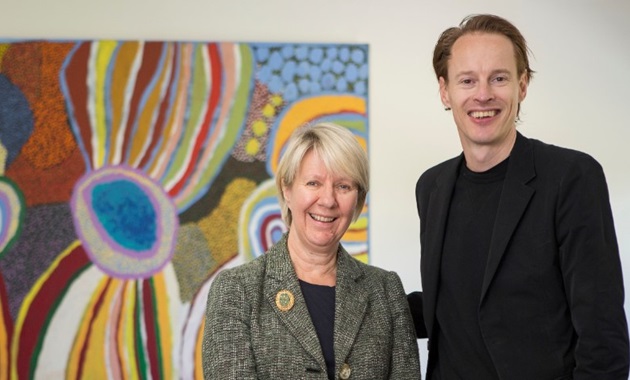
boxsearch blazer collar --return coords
[424,132,537,308]
[264,233,369,371]
[480,131,536,300]
[333,244,369,367]
[423,153,461,332]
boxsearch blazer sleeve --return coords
[386,271,422,379]
[202,270,258,380]
[556,156,629,378]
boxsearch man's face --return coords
[439,32,528,154]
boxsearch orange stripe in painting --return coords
[63,43,94,169]
[194,314,205,380]
[109,42,141,165]
[121,42,163,164]
[152,272,172,378]
[270,95,366,174]
[128,44,173,167]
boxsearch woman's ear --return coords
[281,181,291,206]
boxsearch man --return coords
[407,14,629,379]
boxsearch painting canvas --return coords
[0,40,369,379]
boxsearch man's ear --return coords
[518,72,529,102]
[439,77,451,109]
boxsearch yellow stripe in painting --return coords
[0,44,9,66]
[129,44,174,167]
[353,252,368,264]
[151,272,173,378]
[109,41,141,165]
[92,41,119,168]
[66,276,111,379]
[0,286,8,380]
[80,278,123,377]
[11,241,82,380]
[270,95,366,174]
[118,281,139,380]
[194,315,205,380]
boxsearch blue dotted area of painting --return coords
[0,74,34,165]
[253,45,368,101]
[92,181,157,251]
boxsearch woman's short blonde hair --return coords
[275,122,369,227]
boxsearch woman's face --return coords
[283,149,358,254]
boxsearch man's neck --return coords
[462,131,517,172]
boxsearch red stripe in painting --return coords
[121,42,165,163]
[0,270,13,377]
[167,43,222,196]
[63,42,94,168]
[74,277,112,379]
[142,279,160,380]
[137,44,179,170]
[16,245,91,379]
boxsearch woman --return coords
[202,123,420,379]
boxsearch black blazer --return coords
[409,132,629,379]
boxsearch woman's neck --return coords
[287,235,337,286]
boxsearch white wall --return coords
[3,0,629,375]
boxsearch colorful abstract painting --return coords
[0,40,369,379]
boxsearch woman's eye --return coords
[336,184,353,193]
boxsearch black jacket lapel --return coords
[480,133,536,301]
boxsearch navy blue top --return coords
[300,279,336,380]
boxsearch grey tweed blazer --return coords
[202,233,421,379]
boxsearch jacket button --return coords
[339,363,351,379]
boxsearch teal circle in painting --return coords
[71,165,178,279]
[92,180,157,251]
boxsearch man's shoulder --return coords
[524,135,602,171]
[417,155,460,187]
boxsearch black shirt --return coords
[433,158,508,379]
[300,279,336,380]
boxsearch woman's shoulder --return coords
[343,254,402,285]
[213,254,268,288]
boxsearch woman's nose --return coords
[318,184,338,207]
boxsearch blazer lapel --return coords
[423,156,461,333]
[480,133,536,301]
[264,237,327,369]
[333,249,368,366]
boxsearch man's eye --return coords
[493,76,508,83]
